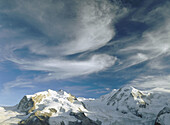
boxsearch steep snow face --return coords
[107,86,150,106]
[18,89,84,113]
[102,86,170,116]
[82,86,170,125]
[17,89,89,124]
[105,86,152,117]
[18,89,86,113]
[0,86,170,125]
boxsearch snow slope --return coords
[0,86,170,125]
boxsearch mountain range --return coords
[0,86,170,125]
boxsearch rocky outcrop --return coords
[17,96,35,114]
[60,121,65,125]
[67,93,77,103]
[69,112,102,125]
[18,110,52,125]
[17,91,51,114]
[155,107,170,125]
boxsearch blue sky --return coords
[0,0,170,105]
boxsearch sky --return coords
[0,0,170,105]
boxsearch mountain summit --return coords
[0,86,170,125]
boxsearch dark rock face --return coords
[18,93,49,114]
[155,107,170,125]
[17,96,35,114]
[69,112,102,125]
[18,111,51,125]
[18,115,49,125]
[60,121,65,125]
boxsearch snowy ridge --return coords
[0,86,170,125]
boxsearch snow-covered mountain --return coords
[0,86,170,125]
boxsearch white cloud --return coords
[115,53,149,71]
[0,0,126,91]
[146,56,169,70]
[116,2,170,71]
[1,54,116,91]
[57,0,119,55]
[18,54,117,80]
[0,0,127,57]
[128,75,170,93]
[1,54,113,86]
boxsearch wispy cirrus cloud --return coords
[113,1,170,72]
[111,1,170,93]
[2,77,34,93]
[101,1,170,93]
[128,75,170,93]
[17,54,117,81]
[0,0,127,91]
[1,0,170,96]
